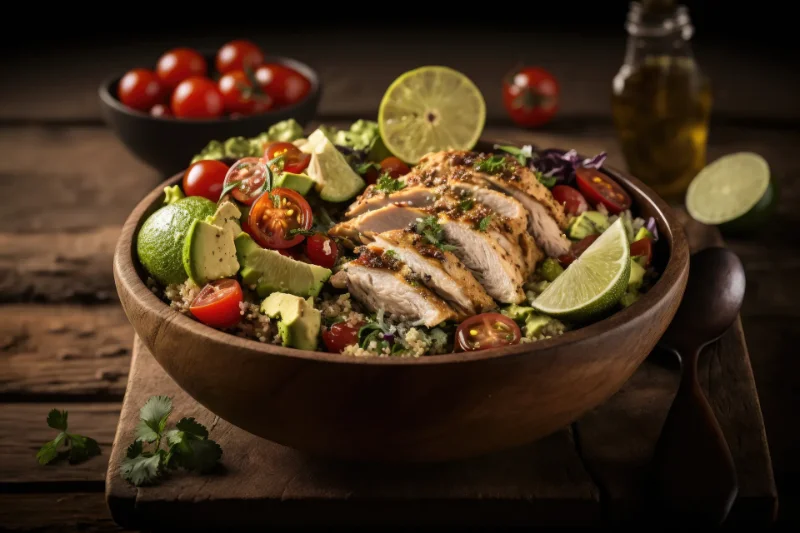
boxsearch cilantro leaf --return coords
[47,409,68,431]
[288,228,316,237]
[37,432,66,465]
[474,155,508,174]
[121,446,165,487]
[535,171,557,188]
[493,144,533,166]
[478,215,493,232]
[374,173,406,193]
[459,199,474,212]
[67,434,101,464]
[175,417,209,439]
[355,161,381,175]
[138,395,172,442]
[170,436,222,474]
[413,216,457,252]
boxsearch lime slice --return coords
[532,218,631,322]
[378,66,486,164]
[686,152,772,226]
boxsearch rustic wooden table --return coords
[1,31,798,531]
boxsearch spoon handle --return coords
[649,345,738,525]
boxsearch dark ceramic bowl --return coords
[99,54,321,176]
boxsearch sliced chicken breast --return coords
[345,185,440,218]
[329,205,426,248]
[343,250,456,328]
[368,230,496,319]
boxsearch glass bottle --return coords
[611,0,712,203]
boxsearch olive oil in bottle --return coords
[611,0,712,202]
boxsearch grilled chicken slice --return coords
[329,204,426,248]
[368,230,496,319]
[345,185,440,218]
[407,150,572,257]
[343,249,456,328]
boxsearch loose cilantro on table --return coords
[121,395,222,487]
[414,216,457,252]
[36,409,101,466]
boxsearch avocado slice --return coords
[302,129,366,203]
[628,258,646,291]
[633,226,654,242]
[274,172,314,195]
[568,211,610,240]
[525,314,555,337]
[207,201,242,237]
[501,303,535,322]
[182,219,240,286]
[234,233,331,298]
[261,292,321,351]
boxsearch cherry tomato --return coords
[183,160,229,202]
[558,234,600,267]
[149,103,172,117]
[189,278,243,329]
[575,167,632,214]
[630,237,653,267]
[216,39,265,75]
[117,68,165,112]
[502,66,559,128]
[305,233,338,268]
[322,322,362,353]
[247,187,313,249]
[171,77,224,119]
[264,141,311,174]
[379,157,411,178]
[156,48,207,90]
[254,64,311,107]
[222,157,269,205]
[456,312,522,352]
[552,185,589,216]
[217,70,273,116]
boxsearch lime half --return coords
[686,152,772,226]
[378,66,486,164]
[532,218,631,322]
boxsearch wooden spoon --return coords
[650,246,745,524]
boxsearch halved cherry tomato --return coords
[117,68,165,112]
[322,322,362,353]
[630,237,653,267]
[264,141,311,174]
[222,157,268,205]
[156,48,207,90]
[183,160,230,202]
[215,39,265,75]
[552,185,589,216]
[455,313,522,352]
[247,187,313,249]
[558,234,600,267]
[189,278,243,329]
[305,233,338,268]
[575,167,632,215]
[171,76,224,119]
[218,70,273,116]
[379,156,411,178]
[254,64,311,107]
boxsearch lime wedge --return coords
[532,218,631,322]
[378,66,486,164]
[686,152,772,226]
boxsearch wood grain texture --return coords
[0,493,130,533]
[0,306,132,399]
[2,32,798,123]
[106,338,600,530]
[0,403,119,487]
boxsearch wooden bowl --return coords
[98,54,321,176]
[113,140,690,463]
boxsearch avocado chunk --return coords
[182,219,240,286]
[207,201,242,237]
[537,257,564,282]
[235,233,331,298]
[501,303,535,322]
[525,314,554,337]
[274,172,314,195]
[628,258,646,291]
[163,185,185,205]
[568,211,610,240]
[260,292,321,351]
[301,129,366,203]
[634,226,655,242]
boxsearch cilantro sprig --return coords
[474,155,509,174]
[374,173,406,193]
[493,144,534,166]
[121,395,222,487]
[36,409,101,465]
[413,216,457,252]
[477,215,493,232]
[218,154,285,203]
[535,170,557,188]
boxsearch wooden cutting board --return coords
[105,212,777,529]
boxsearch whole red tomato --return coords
[171,77,224,119]
[216,40,265,75]
[156,48,207,90]
[254,64,311,107]
[502,66,559,128]
[218,70,273,115]
[117,68,165,112]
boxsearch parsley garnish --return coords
[535,171,557,188]
[459,198,474,211]
[36,409,101,465]
[413,216,457,252]
[478,215,493,232]
[384,249,397,259]
[474,155,508,174]
[374,173,406,193]
[493,144,533,166]
[121,395,221,487]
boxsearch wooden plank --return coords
[0,305,132,399]
[0,493,131,533]
[0,403,119,487]
[106,338,600,530]
[2,32,798,123]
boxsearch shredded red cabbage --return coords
[530,148,608,186]
[645,217,659,241]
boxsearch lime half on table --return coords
[532,218,631,322]
[686,152,776,233]
[378,66,486,164]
